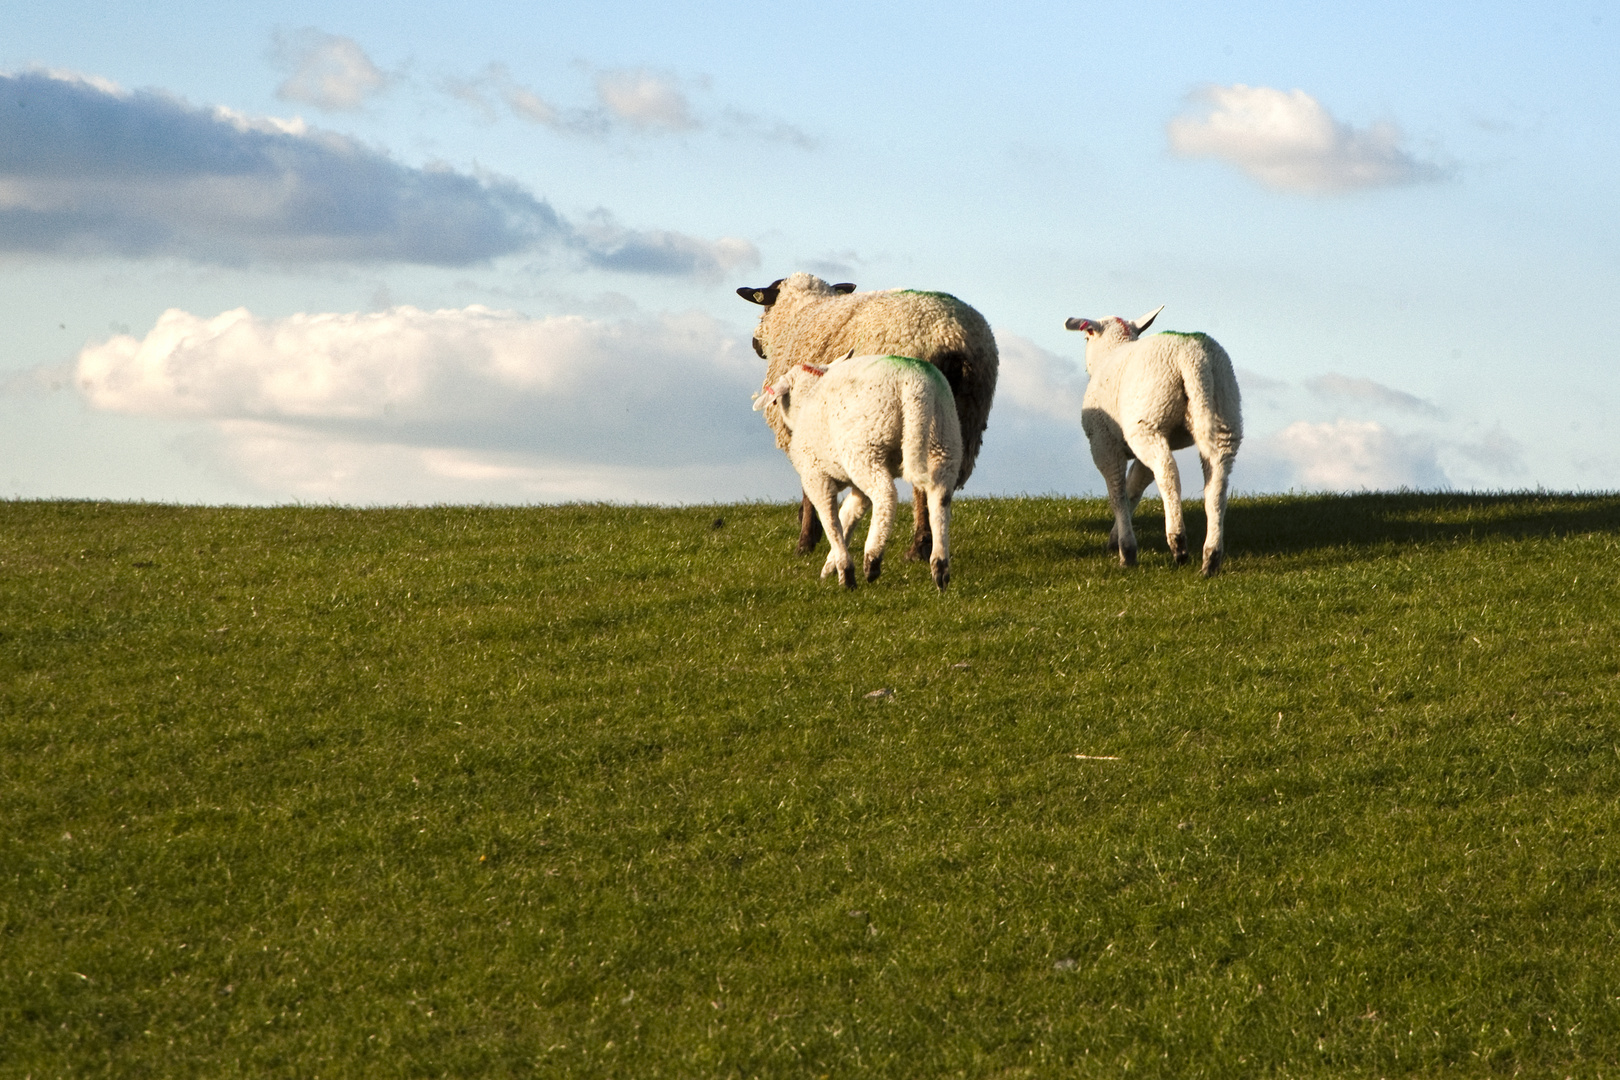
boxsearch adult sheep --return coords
[752,353,962,591]
[1065,306,1242,576]
[738,273,997,560]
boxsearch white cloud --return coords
[75,304,789,503]
[0,69,751,274]
[272,29,389,112]
[206,421,786,504]
[1257,419,1448,490]
[1168,84,1443,193]
[595,69,697,132]
[993,331,1087,424]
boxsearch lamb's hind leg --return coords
[838,487,869,548]
[847,461,896,583]
[807,477,856,589]
[1132,433,1187,565]
[1092,443,1136,567]
[1109,460,1156,554]
[927,487,952,590]
[1199,449,1235,577]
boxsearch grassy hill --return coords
[3,494,1618,1078]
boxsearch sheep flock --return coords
[736,271,1244,590]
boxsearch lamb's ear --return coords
[831,282,857,294]
[751,382,776,411]
[1133,305,1165,333]
[737,283,781,306]
[840,348,855,361]
[1064,317,1095,333]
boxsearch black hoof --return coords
[907,532,932,562]
[839,564,858,590]
[864,553,883,583]
[1121,545,1138,568]
[1170,533,1189,565]
[932,558,950,591]
[1201,550,1223,577]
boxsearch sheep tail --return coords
[1176,336,1243,463]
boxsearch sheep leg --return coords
[795,492,824,555]
[846,464,896,583]
[1133,434,1187,565]
[905,486,932,562]
[838,487,870,544]
[807,477,856,589]
[928,488,952,591]
[1200,450,1235,577]
[1109,460,1156,553]
[1093,444,1137,567]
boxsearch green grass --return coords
[2,493,1618,1078]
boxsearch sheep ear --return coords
[832,282,857,294]
[840,348,855,361]
[1133,305,1165,333]
[1064,317,1094,333]
[751,382,776,411]
[737,283,781,306]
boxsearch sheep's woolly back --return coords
[779,353,963,494]
[1083,329,1243,459]
[752,273,998,487]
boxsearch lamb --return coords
[738,273,996,560]
[751,352,962,591]
[1064,306,1242,576]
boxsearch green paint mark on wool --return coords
[894,289,962,304]
[1159,331,1213,342]
[882,354,950,388]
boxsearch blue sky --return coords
[3,1,1616,504]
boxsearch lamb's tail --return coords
[901,380,964,494]
[1175,335,1243,464]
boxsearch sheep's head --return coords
[750,363,827,430]
[1064,305,1165,369]
[736,274,857,359]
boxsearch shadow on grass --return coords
[1021,491,1620,564]
[1228,491,1620,557]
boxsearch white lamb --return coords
[752,353,962,591]
[1065,306,1243,576]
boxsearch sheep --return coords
[737,273,997,561]
[1064,306,1242,576]
[751,352,962,591]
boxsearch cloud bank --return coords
[1168,84,1443,193]
[75,304,789,502]
[0,69,755,274]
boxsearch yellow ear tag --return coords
[754,292,765,302]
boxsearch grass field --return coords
[3,493,1619,1078]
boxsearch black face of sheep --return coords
[736,280,784,306]
[735,280,856,307]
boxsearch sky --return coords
[2,1,1616,505]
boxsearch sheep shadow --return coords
[1021,491,1620,565]
[1225,491,1620,559]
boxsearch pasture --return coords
[3,494,1618,1077]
